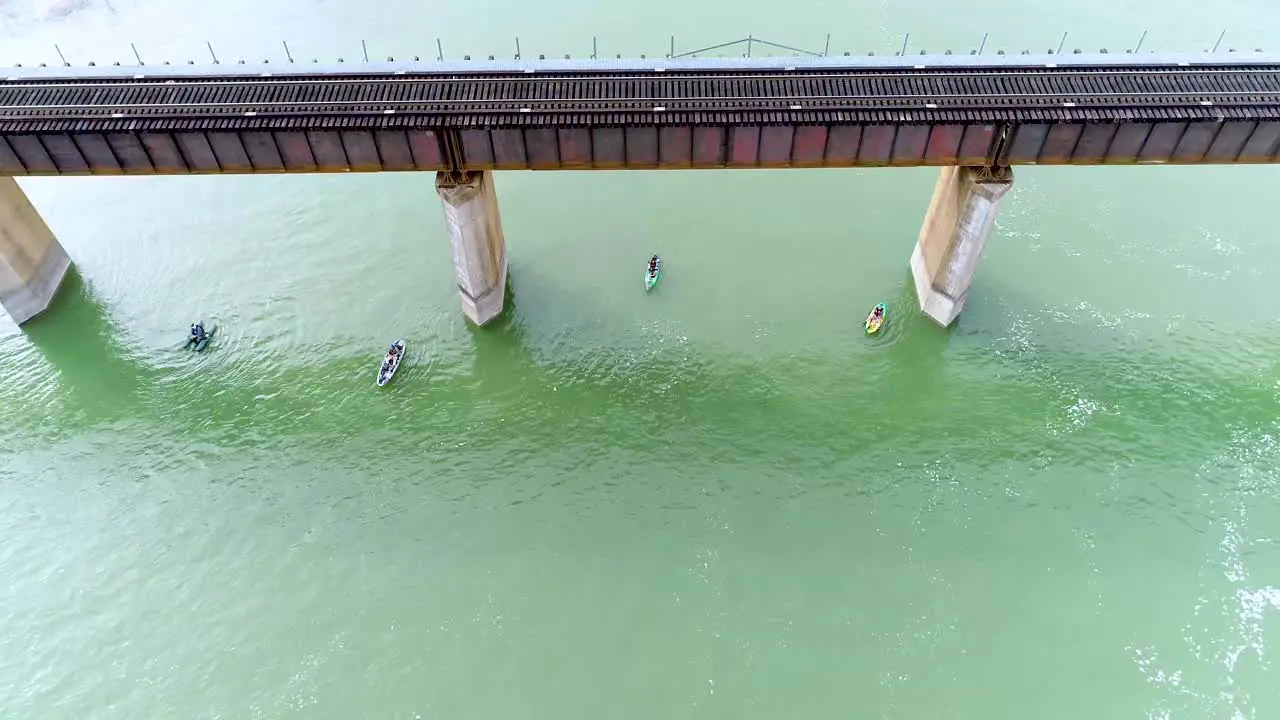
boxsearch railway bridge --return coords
[2,51,1279,328]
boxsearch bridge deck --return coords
[2,56,1279,174]
[3,62,1280,131]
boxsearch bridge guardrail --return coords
[17,30,1266,71]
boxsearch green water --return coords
[3,2,1280,719]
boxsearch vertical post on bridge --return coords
[977,32,988,55]
[592,36,598,59]
[1133,30,1148,53]
[130,42,144,65]
[362,39,369,63]
[438,38,445,61]
[823,33,831,56]
[1211,29,1227,53]
[207,41,220,64]
[282,40,294,63]
[54,44,69,66]
[1056,32,1067,55]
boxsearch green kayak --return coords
[645,255,661,291]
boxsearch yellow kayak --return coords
[865,303,886,335]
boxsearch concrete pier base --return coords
[437,171,507,326]
[0,177,70,325]
[910,166,1013,327]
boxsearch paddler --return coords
[648,256,658,274]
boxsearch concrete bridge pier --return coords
[436,171,507,326]
[910,166,1013,327]
[0,177,70,326]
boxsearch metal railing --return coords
[21,29,1267,70]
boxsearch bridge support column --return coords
[910,166,1012,327]
[0,177,70,326]
[437,171,507,326]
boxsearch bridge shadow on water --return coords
[441,265,1018,466]
[465,274,527,369]
[22,268,156,424]
[438,266,1276,481]
[78,255,1274,479]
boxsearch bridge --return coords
[2,50,1279,330]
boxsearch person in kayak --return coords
[190,322,205,341]
[648,256,659,274]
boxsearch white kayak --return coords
[377,339,405,387]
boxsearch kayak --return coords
[377,339,405,387]
[184,323,217,352]
[645,256,661,291]
[865,303,886,335]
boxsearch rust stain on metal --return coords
[1002,124,1049,164]
[858,125,895,165]
[489,128,527,169]
[107,132,156,174]
[1237,121,1280,162]
[758,126,795,167]
[922,125,963,165]
[557,127,593,168]
[1104,123,1152,164]
[790,125,828,167]
[1071,124,1118,164]
[307,130,350,171]
[691,126,725,167]
[890,125,929,166]
[1202,121,1256,163]
[1037,124,1083,165]
[625,126,658,168]
[727,126,761,167]
[275,131,318,172]
[525,128,559,169]
[824,125,862,165]
[373,130,415,171]
[406,129,445,170]
[590,127,625,168]
[658,126,692,168]
[459,129,494,170]
[957,125,996,165]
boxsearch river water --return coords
[2,1,1280,718]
